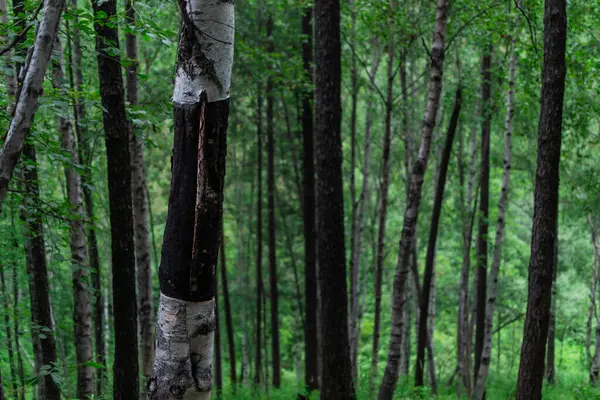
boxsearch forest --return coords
[0,0,595,398]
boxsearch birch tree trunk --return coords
[68,0,105,392]
[124,0,155,380]
[589,220,600,383]
[148,1,234,398]
[315,0,355,396]
[51,36,94,400]
[473,18,519,397]
[415,85,462,388]
[92,0,140,396]
[516,0,567,397]
[0,0,65,212]
[378,1,449,398]
[587,217,600,369]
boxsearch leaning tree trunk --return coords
[0,0,65,212]
[473,19,519,397]
[148,1,234,398]
[371,17,395,384]
[378,1,450,399]
[315,0,355,397]
[515,0,567,398]
[415,85,462,387]
[124,0,154,381]
[68,0,105,392]
[92,0,140,397]
[51,36,94,400]
[474,44,493,389]
[301,4,319,392]
[21,145,61,400]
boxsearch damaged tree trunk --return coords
[148,0,234,398]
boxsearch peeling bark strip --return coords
[149,295,216,399]
[378,0,449,398]
[151,0,233,398]
[0,0,65,213]
[173,0,235,104]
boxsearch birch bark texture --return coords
[148,0,234,398]
[52,36,94,400]
[473,12,520,398]
[0,0,65,212]
[516,0,567,397]
[378,1,449,398]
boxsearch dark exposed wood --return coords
[516,0,567,397]
[315,0,356,397]
[92,0,139,396]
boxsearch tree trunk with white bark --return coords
[378,1,449,398]
[0,0,65,212]
[148,1,234,398]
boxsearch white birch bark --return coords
[0,0,65,211]
[150,1,234,398]
[473,18,519,399]
[51,36,94,399]
[589,219,600,382]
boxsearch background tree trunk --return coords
[92,0,139,396]
[315,0,355,397]
[255,86,264,386]
[220,230,237,386]
[378,1,449,397]
[516,0,567,397]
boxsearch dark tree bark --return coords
[148,1,234,397]
[92,0,139,397]
[255,86,264,386]
[415,85,462,387]
[378,1,449,397]
[546,227,557,384]
[315,0,355,397]
[68,0,105,392]
[265,16,281,388]
[0,261,18,398]
[474,45,493,388]
[220,230,237,385]
[301,3,319,392]
[125,0,154,381]
[21,145,61,400]
[215,275,223,397]
[516,0,567,398]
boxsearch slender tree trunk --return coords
[124,0,154,381]
[220,230,237,385]
[255,86,264,387]
[416,85,462,387]
[516,0,567,397]
[371,15,396,384]
[348,1,360,378]
[0,261,18,398]
[474,45,493,391]
[301,3,318,392]
[68,0,105,392]
[546,230,557,384]
[215,275,223,397]
[51,36,94,400]
[92,0,139,396]
[378,1,449,398]
[10,215,25,400]
[473,21,519,397]
[148,2,234,398]
[0,0,65,211]
[21,145,61,400]
[315,0,355,397]
[264,17,281,389]
[590,220,600,383]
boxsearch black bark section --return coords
[301,4,318,392]
[159,100,229,302]
[474,46,492,388]
[22,144,61,400]
[416,86,462,386]
[315,0,355,397]
[516,0,566,398]
[92,0,139,397]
